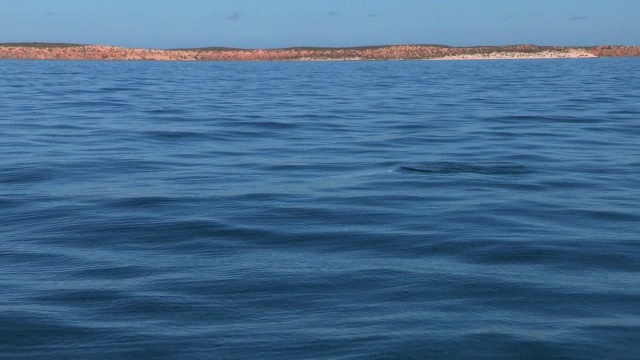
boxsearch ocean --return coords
[1,58,639,359]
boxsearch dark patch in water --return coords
[144,130,208,141]
[0,168,55,184]
[399,162,531,175]
[105,196,180,208]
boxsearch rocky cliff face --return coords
[586,46,640,57]
[0,43,638,61]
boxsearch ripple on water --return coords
[398,162,532,175]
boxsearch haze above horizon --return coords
[1,0,638,49]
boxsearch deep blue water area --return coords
[1,58,639,358]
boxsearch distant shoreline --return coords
[1,43,639,61]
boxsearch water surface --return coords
[1,58,639,358]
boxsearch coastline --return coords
[430,49,596,61]
[0,43,638,61]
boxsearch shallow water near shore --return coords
[1,58,639,358]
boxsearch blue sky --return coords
[1,0,638,48]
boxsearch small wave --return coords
[0,168,55,184]
[146,108,188,115]
[607,109,640,115]
[143,130,209,141]
[483,115,603,124]
[0,198,22,207]
[241,120,299,130]
[55,100,126,108]
[73,265,152,280]
[105,196,180,209]
[99,86,134,92]
[399,162,531,175]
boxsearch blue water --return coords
[1,58,639,358]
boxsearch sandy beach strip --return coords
[431,49,597,60]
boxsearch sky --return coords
[1,0,639,49]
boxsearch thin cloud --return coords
[571,16,588,22]
[327,11,338,17]
[226,12,242,21]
